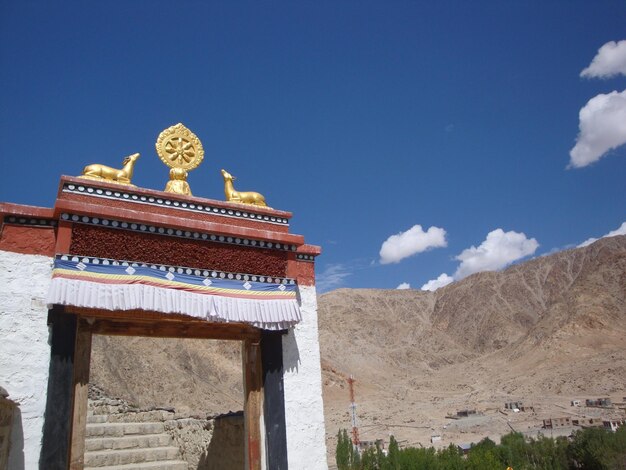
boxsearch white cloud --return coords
[379,225,447,264]
[317,263,352,292]
[569,90,626,168]
[421,273,453,292]
[454,229,539,279]
[581,40,626,78]
[396,282,411,290]
[578,221,626,247]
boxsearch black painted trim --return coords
[2,216,57,227]
[62,182,291,225]
[261,330,289,469]
[60,212,298,253]
[40,308,76,470]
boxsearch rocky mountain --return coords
[90,235,626,456]
[320,234,626,370]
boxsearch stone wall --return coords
[0,392,16,470]
[0,250,53,468]
[165,413,244,470]
[89,390,244,470]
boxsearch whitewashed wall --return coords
[0,250,52,469]
[282,285,328,469]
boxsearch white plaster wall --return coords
[0,250,52,469]
[282,285,328,470]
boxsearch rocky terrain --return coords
[90,235,626,465]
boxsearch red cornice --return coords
[0,202,55,219]
[58,175,293,218]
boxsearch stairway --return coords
[84,402,188,470]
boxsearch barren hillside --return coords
[319,235,626,459]
[90,235,626,461]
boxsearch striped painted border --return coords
[54,254,296,288]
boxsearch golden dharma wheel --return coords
[155,123,204,171]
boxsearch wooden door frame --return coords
[60,306,264,470]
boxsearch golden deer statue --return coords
[221,169,268,207]
[79,153,140,185]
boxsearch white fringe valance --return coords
[47,256,301,330]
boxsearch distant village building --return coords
[571,400,581,407]
[572,418,603,427]
[504,401,533,412]
[603,420,625,432]
[543,417,571,429]
[358,439,386,453]
[456,409,478,418]
[457,443,472,455]
[585,398,612,407]
[431,435,442,444]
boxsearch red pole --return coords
[348,375,360,446]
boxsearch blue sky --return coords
[1,1,625,292]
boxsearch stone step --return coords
[84,446,180,467]
[88,410,174,424]
[86,422,165,438]
[90,398,126,407]
[84,459,188,470]
[88,415,109,424]
[85,433,173,452]
[89,404,138,416]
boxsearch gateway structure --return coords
[0,124,328,469]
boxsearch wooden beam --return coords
[243,339,263,470]
[83,317,260,341]
[62,306,262,341]
[68,320,92,470]
[40,309,76,469]
[66,306,207,322]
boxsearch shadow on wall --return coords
[1,388,24,470]
[198,412,244,470]
[282,330,300,374]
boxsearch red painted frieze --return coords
[0,224,56,256]
[0,203,57,256]
[70,224,289,277]
[287,249,319,286]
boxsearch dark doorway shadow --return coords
[8,406,24,469]
[281,329,300,374]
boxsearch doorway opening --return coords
[88,333,245,469]
[42,307,264,470]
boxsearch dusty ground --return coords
[322,362,626,456]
